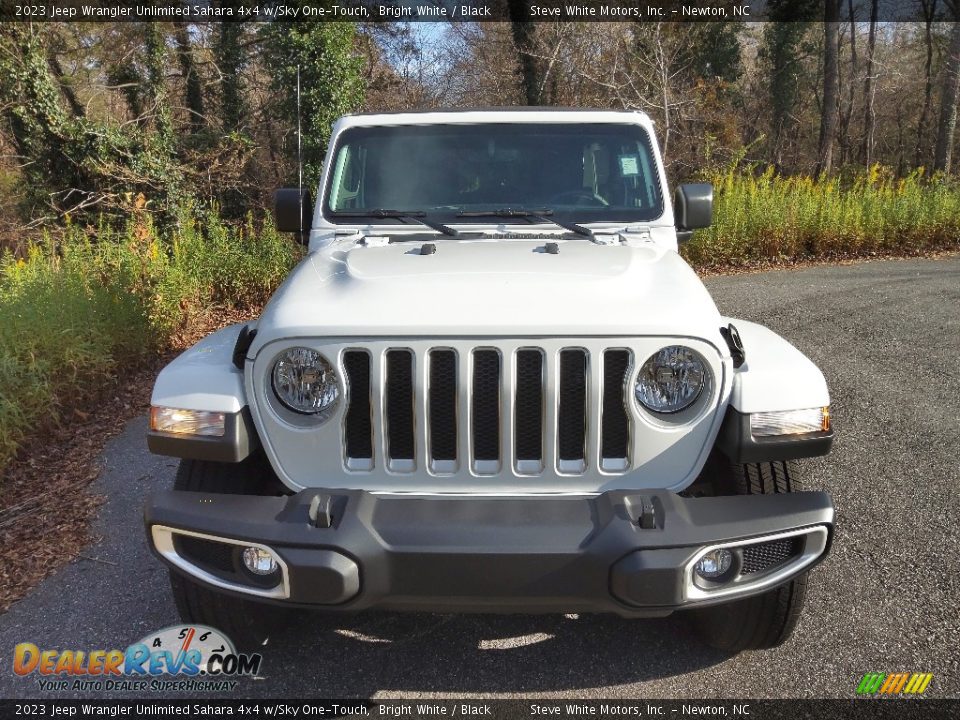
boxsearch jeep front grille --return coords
[342,345,633,476]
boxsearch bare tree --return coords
[916,0,939,167]
[838,0,857,165]
[861,0,879,166]
[816,0,841,175]
[935,12,960,172]
[507,0,544,105]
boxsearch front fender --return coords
[147,323,259,462]
[724,319,830,413]
[716,318,833,463]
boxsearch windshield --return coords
[324,123,664,225]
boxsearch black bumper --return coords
[145,489,834,616]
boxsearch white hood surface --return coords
[250,237,724,351]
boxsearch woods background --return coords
[2,2,960,238]
[2,2,960,474]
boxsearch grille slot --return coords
[385,349,415,469]
[342,350,373,467]
[428,349,458,469]
[558,349,587,469]
[472,349,501,470]
[601,349,631,469]
[742,537,804,574]
[514,349,544,471]
[175,536,235,575]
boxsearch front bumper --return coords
[144,489,834,616]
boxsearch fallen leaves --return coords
[0,306,257,613]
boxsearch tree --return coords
[261,9,365,191]
[816,0,841,175]
[689,22,743,83]
[0,25,83,215]
[173,21,205,135]
[935,12,960,172]
[915,0,939,167]
[761,0,819,169]
[507,0,544,105]
[861,0,879,166]
[215,10,248,133]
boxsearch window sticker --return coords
[619,155,640,176]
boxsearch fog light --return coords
[242,547,278,576]
[695,548,733,579]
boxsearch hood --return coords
[250,237,723,350]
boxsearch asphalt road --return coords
[1,256,958,700]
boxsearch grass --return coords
[0,204,300,474]
[684,166,960,267]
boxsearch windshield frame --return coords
[320,121,667,228]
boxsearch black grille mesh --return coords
[472,350,500,462]
[429,350,458,461]
[175,536,234,574]
[514,350,544,461]
[343,351,373,459]
[601,350,631,459]
[558,350,587,461]
[741,537,804,574]
[385,349,415,461]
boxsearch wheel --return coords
[167,455,298,650]
[688,454,811,652]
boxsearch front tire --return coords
[167,456,297,650]
[689,455,811,652]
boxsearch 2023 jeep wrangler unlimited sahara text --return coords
[144,109,834,652]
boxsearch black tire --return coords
[689,454,810,652]
[168,455,297,650]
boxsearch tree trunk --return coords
[861,0,878,166]
[838,0,857,166]
[934,20,960,172]
[47,54,85,119]
[507,0,542,105]
[915,0,938,168]
[216,22,246,132]
[816,0,841,175]
[174,21,204,135]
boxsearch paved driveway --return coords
[1,257,958,699]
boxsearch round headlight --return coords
[635,345,707,414]
[272,348,340,419]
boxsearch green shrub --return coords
[683,166,960,267]
[0,206,299,473]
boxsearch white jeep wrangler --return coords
[145,109,834,652]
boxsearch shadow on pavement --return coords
[244,610,731,696]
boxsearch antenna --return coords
[296,64,304,237]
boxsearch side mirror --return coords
[274,188,313,241]
[674,183,713,242]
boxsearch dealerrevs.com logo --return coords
[856,672,934,696]
[13,625,262,692]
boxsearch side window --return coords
[330,144,365,210]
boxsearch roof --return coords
[345,106,641,116]
[335,107,654,130]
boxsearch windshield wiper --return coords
[455,208,593,238]
[332,209,459,237]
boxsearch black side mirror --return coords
[674,183,713,242]
[274,188,313,241]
